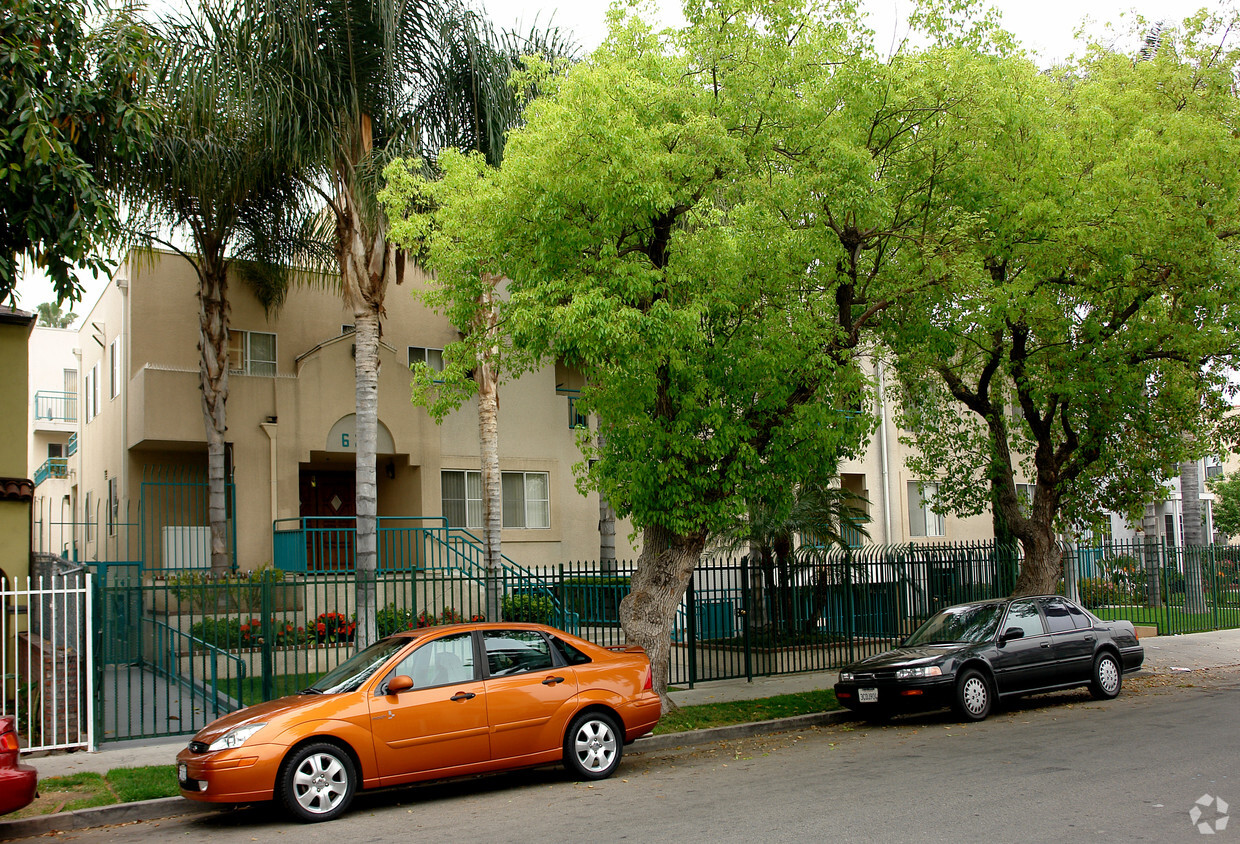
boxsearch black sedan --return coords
[834,595,1144,722]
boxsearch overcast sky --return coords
[15,0,1211,321]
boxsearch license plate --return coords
[859,688,879,704]
[178,763,188,782]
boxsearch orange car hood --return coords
[192,694,346,745]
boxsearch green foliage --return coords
[0,0,156,305]
[413,607,485,627]
[187,615,308,649]
[1207,473,1240,541]
[312,612,356,644]
[652,689,840,735]
[501,593,555,624]
[376,602,416,636]
[105,766,179,803]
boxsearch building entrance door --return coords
[299,469,356,571]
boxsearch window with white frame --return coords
[408,346,445,372]
[1016,483,1035,517]
[502,472,550,529]
[85,363,100,422]
[109,337,121,398]
[441,470,550,529]
[908,481,945,537]
[228,330,277,376]
[107,477,119,536]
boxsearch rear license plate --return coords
[859,688,878,704]
[178,763,188,782]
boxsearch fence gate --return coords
[1,575,94,753]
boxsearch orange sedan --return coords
[176,622,660,822]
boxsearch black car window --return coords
[1003,600,1045,637]
[904,603,1004,645]
[1040,598,1076,633]
[550,635,593,666]
[484,629,556,676]
[1064,600,1093,630]
[382,631,475,690]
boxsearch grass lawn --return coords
[1091,605,1240,634]
[8,688,840,819]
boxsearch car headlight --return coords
[895,666,943,680]
[207,723,267,752]
[839,671,855,682]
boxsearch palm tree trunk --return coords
[198,259,231,574]
[1181,460,1208,614]
[476,281,503,620]
[353,307,381,646]
[619,523,706,712]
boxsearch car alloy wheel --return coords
[1090,652,1122,700]
[279,742,356,823]
[564,712,622,780]
[954,669,992,722]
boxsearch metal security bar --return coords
[0,575,94,753]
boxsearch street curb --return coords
[0,796,216,842]
[0,712,853,841]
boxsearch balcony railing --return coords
[33,458,69,486]
[67,432,77,457]
[34,391,77,423]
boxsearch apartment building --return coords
[1,307,35,583]
[56,249,637,572]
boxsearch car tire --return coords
[1089,651,1122,700]
[953,669,992,722]
[564,711,623,781]
[278,742,357,823]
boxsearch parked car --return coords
[834,595,1144,722]
[177,622,660,822]
[0,716,37,815]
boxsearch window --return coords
[84,491,93,541]
[227,330,277,376]
[1003,600,1045,638]
[1016,483,1035,517]
[442,470,483,528]
[1165,513,1177,546]
[1040,597,1076,634]
[408,346,445,372]
[550,635,592,666]
[341,324,354,335]
[908,481,944,537]
[385,632,475,689]
[107,477,118,536]
[502,472,550,529]
[84,363,100,422]
[484,630,554,676]
[568,396,589,429]
[109,337,121,398]
[442,470,551,529]
[48,443,63,459]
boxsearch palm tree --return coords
[260,0,439,645]
[413,10,576,620]
[120,0,310,573]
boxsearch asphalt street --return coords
[25,667,1240,844]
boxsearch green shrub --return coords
[188,615,307,649]
[502,593,556,624]
[376,603,415,636]
[1078,577,1123,609]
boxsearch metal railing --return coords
[33,391,77,422]
[33,458,69,486]
[1,574,94,753]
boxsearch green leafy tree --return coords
[35,302,77,328]
[118,0,316,573]
[387,0,994,706]
[1207,472,1240,542]
[885,10,1240,596]
[0,0,155,306]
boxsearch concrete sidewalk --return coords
[23,626,1240,780]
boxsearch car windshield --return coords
[302,637,411,694]
[905,603,1004,646]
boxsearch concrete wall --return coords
[0,307,35,581]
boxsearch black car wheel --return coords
[1089,652,1122,700]
[953,669,992,722]
[564,711,623,780]
[278,742,357,823]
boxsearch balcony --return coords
[67,432,77,457]
[34,391,77,427]
[33,458,69,486]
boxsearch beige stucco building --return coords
[1,307,36,584]
[54,250,637,572]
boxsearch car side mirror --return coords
[1001,627,1024,643]
[386,674,414,695]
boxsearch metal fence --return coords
[1,574,94,753]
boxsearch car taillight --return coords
[0,731,19,752]
[643,669,653,691]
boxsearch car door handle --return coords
[542,676,566,686]
[1084,635,1095,642]
[450,691,476,701]
[1040,642,1051,648]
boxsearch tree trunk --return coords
[596,427,617,573]
[353,308,381,647]
[198,259,231,574]
[1181,460,1208,614]
[476,283,502,622]
[619,523,706,712]
[1011,526,1062,597]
